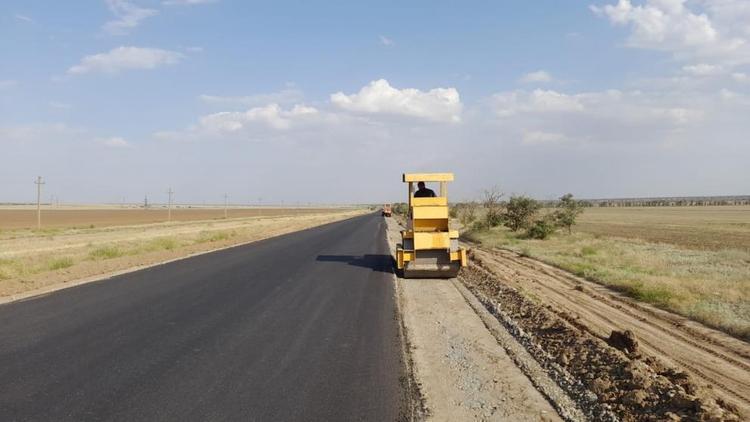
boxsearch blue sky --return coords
[2,1,749,204]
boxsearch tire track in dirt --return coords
[461,264,740,421]
[488,249,750,365]
[471,247,750,418]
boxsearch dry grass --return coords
[47,257,74,270]
[0,209,364,297]
[463,206,750,340]
[576,206,750,251]
[89,245,125,260]
[195,230,236,243]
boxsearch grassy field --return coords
[575,206,750,251]
[462,206,750,340]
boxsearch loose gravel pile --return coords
[460,261,741,422]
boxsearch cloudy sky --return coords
[2,0,749,204]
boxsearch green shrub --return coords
[471,220,487,232]
[197,230,235,243]
[482,188,504,229]
[485,208,505,228]
[150,237,178,250]
[391,202,408,216]
[563,262,600,280]
[504,195,540,231]
[0,259,15,280]
[48,257,74,270]
[458,203,477,226]
[581,245,598,256]
[626,282,674,307]
[554,193,584,234]
[89,245,123,260]
[525,216,557,239]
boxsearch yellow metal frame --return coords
[396,172,467,271]
[403,173,454,182]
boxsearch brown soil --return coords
[462,247,750,421]
[0,207,346,230]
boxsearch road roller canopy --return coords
[402,173,454,183]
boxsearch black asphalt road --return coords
[0,213,405,421]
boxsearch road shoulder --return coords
[384,217,564,421]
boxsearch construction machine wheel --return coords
[402,262,461,279]
[401,250,461,278]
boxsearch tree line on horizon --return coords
[392,190,584,240]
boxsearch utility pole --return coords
[224,193,229,219]
[35,176,45,230]
[167,187,174,222]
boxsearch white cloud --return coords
[379,35,394,46]
[103,0,158,35]
[682,63,723,76]
[493,89,585,116]
[719,88,738,100]
[14,14,34,23]
[490,86,712,150]
[133,81,750,202]
[591,0,718,47]
[700,0,750,38]
[522,130,569,145]
[184,46,204,53]
[331,79,462,122]
[520,70,553,83]
[101,137,131,148]
[591,0,750,65]
[0,80,18,90]
[199,89,304,107]
[733,72,749,83]
[68,46,184,75]
[163,0,218,5]
[199,103,319,132]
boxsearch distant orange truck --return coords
[381,204,392,217]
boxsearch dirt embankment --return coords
[462,247,747,421]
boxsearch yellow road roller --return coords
[396,173,467,278]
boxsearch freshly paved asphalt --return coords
[0,213,405,421]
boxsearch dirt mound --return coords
[467,246,750,417]
[608,330,639,354]
[460,263,741,421]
